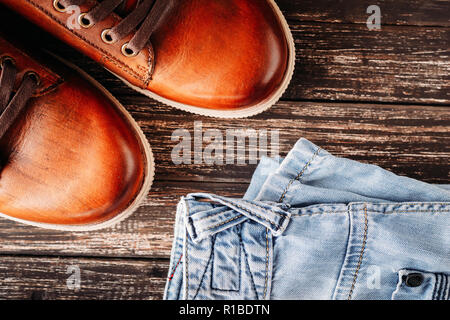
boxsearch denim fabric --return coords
[164,138,450,300]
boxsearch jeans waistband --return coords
[183,193,292,243]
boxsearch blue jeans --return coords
[164,138,450,300]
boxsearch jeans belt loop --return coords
[184,193,292,242]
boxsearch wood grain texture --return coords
[34,13,450,105]
[278,0,450,26]
[0,102,448,259]
[0,181,246,258]
[285,23,450,104]
[139,100,450,184]
[0,1,448,300]
[0,255,168,299]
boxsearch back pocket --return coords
[392,269,449,300]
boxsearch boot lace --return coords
[56,0,171,57]
[0,57,39,143]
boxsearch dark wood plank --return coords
[0,181,247,258]
[0,255,168,299]
[38,20,449,105]
[139,100,450,184]
[84,23,450,104]
[278,0,450,26]
[286,22,449,104]
[0,100,448,258]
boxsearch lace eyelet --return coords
[121,43,138,57]
[0,56,16,68]
[78,13,94,28]
[101,29,116,44]
[53,0,66,12]
[24,71,41,86]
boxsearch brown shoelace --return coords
[59,0,173,56]
[0,57,39,142]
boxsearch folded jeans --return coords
[164,138,450,300]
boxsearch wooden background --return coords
[0,0,449,299]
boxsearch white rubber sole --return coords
[115,0,296,119]
[0,57,155,232]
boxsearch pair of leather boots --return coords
[0,0,294,230]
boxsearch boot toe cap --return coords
[148,0,291,110]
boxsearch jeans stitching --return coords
[211,228,241,293]
[330,205,352,299]
[192,197,279,230]
[347,203,368,300]
[291,210,450,217]
[443,274,448,300]
[444,274,449,300]
[194,205,449,231]
[263,228,269,299]
[437,273,446,300]
[241,200,285,218]
[193,200,286,222]
[292,210,348,217]
[278,147,321,203]
[168,254,183,281]
[192,236,216,300]
[199,214,244,233]
[219,199,279,228]
[185,229,189,299]
[378,210,450,214]
[193,201,286,230]
[432,273,439,300]
[184,200,190,300]
[195,210,235,222]
[211,199,280,230]
[267,147,320,299]
[239,230,259,299]
[366,202,450,205]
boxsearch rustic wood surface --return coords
[0,1,449,299]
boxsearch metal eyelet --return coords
[121,43,138,57]
[78,13,94,28]
[101,29,115,44]
[24,71,41,86]
[0,56,16,68]
[53,0,67,12]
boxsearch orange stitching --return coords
[290,209,450,218]
[184,200,190,299]
[376,210,450,214]
[278,148,321,203]
[168,254,183,281]
[263,228,269,299]
[348,204,368,300]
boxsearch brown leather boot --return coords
[0,33,154,231]
[1,0,295,118]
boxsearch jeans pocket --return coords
[392,269,449,300]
